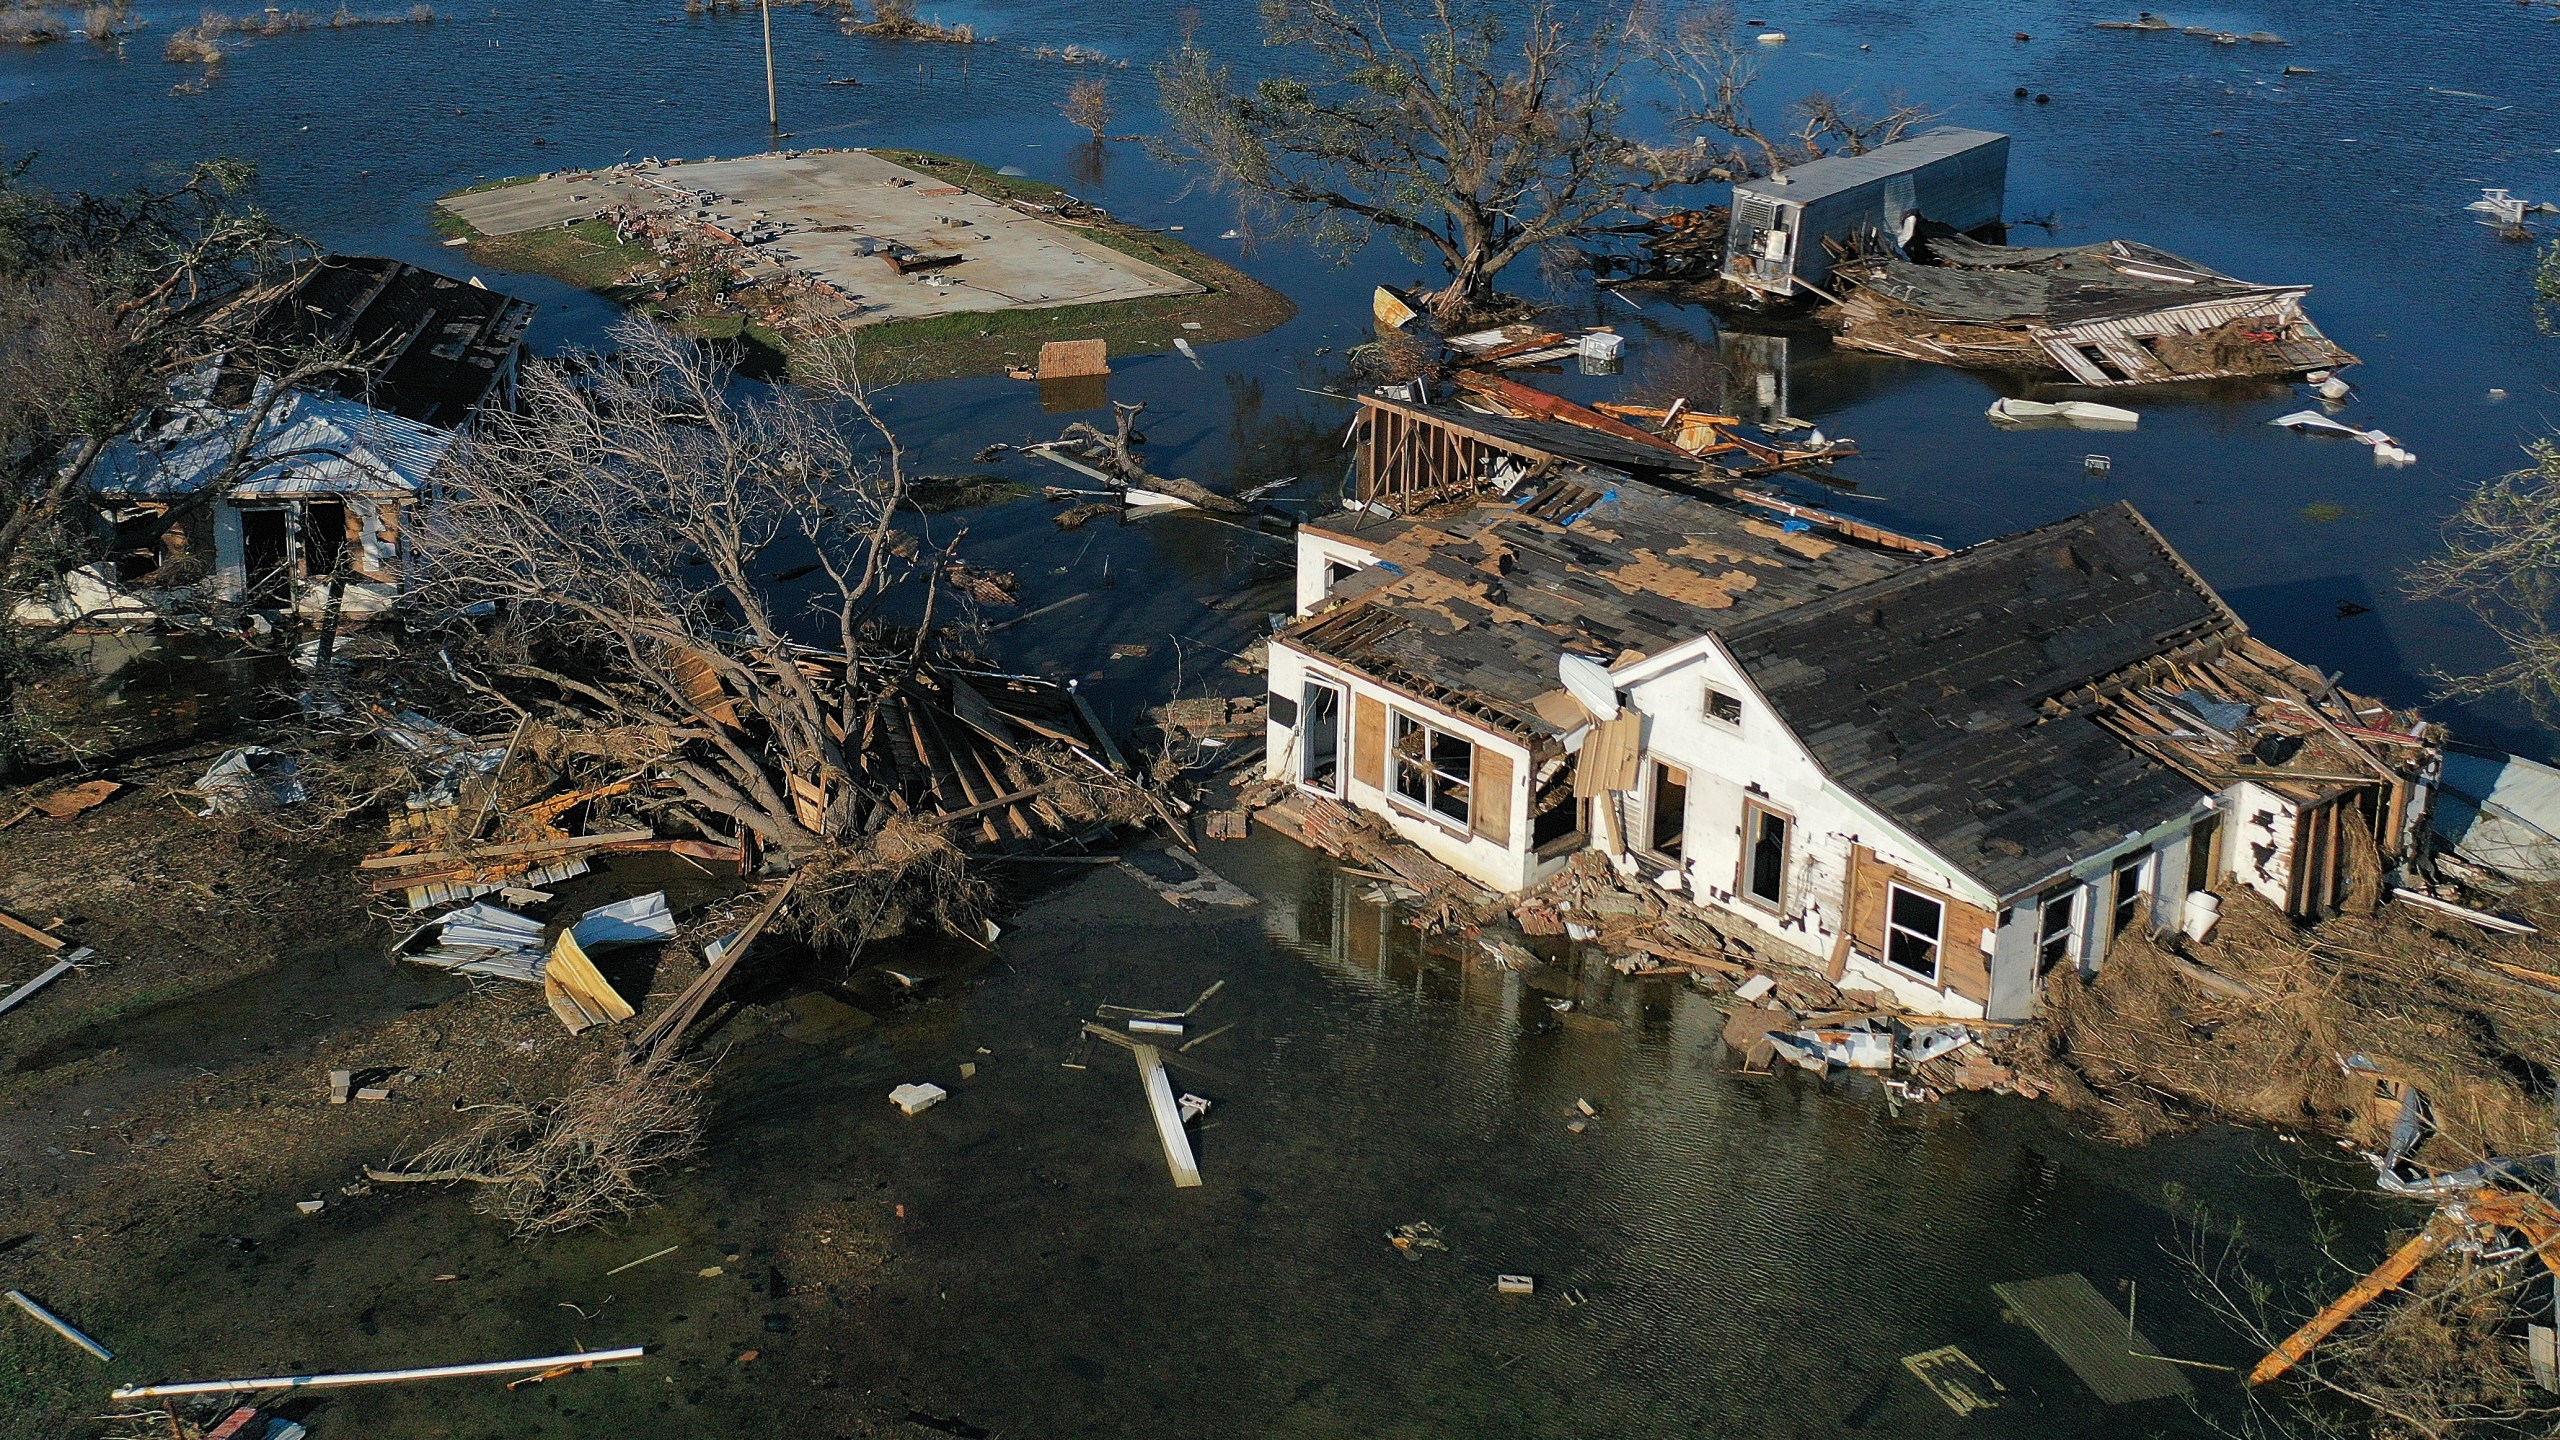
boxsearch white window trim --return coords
[1882,882,1946,984]
[2037,885,2084,970]
[1741,800,1792,912]
[1389,709,1475,830]
[2109,852,2154,943]
[1298,677,1347,799]
[1703,685,1744,731]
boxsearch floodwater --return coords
[90,836,2368,1438]
[3,0,2552,1433]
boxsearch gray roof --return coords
[87,375,455,500]
[1288,470,1917,738]
[1733,127,2009,207]
[1723,502,2237,897]
[1845,236,2305,326]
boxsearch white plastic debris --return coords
[194,747,306,816]
[1733,974,1777,1004]
[889,1082,948,1117]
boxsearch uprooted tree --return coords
[1156,0,1671,322]
[0,157,314,762]
[402,320,1008,945]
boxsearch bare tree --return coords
[1646,2,1929,182]
[2407,440,2560,724]
[1157,0,1665,322]
[1062,74,1114,140]
[404,321,929,865]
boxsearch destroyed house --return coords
[1829,237,2356,386]
[1723,127,2010,298]
[228,254,536,427]
[83,376,454,620]
[1267,399,2435,1019]
[59,259,535,623]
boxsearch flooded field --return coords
[2,0,2556,1435]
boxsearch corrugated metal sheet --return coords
[85,381,456,500]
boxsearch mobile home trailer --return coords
[1723,128,2010,298]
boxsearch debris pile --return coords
[2015,886,2560,1153]
[1827,237,2355,387]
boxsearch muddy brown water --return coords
[26,831,2368,1439]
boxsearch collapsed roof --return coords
[1853,238,2304,326]
[226,255,535,429]
[1289,470,1918,739]
[85,377,455,501]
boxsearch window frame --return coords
[1740,799,1793,912]
[1704,687,1744,729]
[1388,709,1474,829]
[2037,884,2083,974]
[1298,678,1345,798]
[2109,852,2152,946]
[1646,761,1688,860]
[1883,883,1946,983]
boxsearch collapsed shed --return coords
[1827,237,2356,386]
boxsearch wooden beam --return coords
[0,909,67,951]
[359,829,655,871]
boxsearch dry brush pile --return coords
[2016,886,2560,1164]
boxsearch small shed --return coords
[1723,127,2010,298]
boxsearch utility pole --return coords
[759,0,778,137]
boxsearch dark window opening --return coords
[2037,886,2081,974]
[1300,683,1342,794]
[1649,762,1688,858]
[1885,885,1944,981]
[241,508,291,606]
[2111,856,2149,942]
[2186,815,2221,894]
[1744,804,1790,908]
[1705,688,1743,726]
[1532,755,1580,850]
[1324,560,1362,591]
[298,499,348,579]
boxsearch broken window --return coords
[2185,815,2221,894]
[1885,885,1944,981]
[1300,681,1342,795]
[1649,762,1688,858]
[1743,801,1791,909]
[2037,885,2082,974]
[298,498,348,579]
[1325,559,1363,591]
[1704,688,1743,727]
[1531,754,1580,850]
[2110,854,2150,943]
[1390,711,1473,827]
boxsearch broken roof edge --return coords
[1271,630,1557,745]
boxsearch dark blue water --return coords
[8,0,2558,747]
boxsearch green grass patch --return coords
[431,149,1295,386]
[909,473,1035,512]
[2298,501,2363,524]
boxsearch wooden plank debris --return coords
[0,908,68,951]
[1902,1345,2005,1415]
[1993,1273,2193,1404]
[110,1346,649,1399]
[1131,1041,1203,1188]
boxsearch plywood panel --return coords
[1352,693,1386,791]
[1472,746,1514,846]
